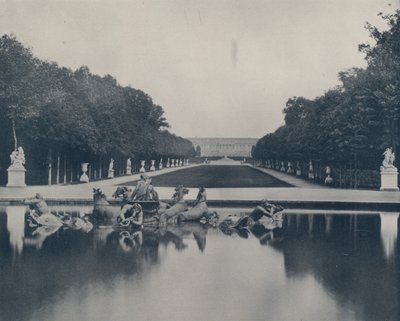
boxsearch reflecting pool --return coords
[0,206,399,321]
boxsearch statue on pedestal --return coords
[7,146,27,187]
[380,147,399,191]
[287,161,293,174]
[280,161,285,172]
[308,160,314,180]
[159,158,163,170]
[166,158,170,168]
[108,158,114,178]
[296,161,301,176]
[126,158,132,175]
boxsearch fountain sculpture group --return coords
[380,147,398,191]
[7,146,26,187]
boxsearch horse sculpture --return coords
[94,188,159,228]
[177,187,218,223]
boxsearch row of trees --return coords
[0,35,195,185]
[253,11,400,171]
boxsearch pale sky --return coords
[0,0,398,138]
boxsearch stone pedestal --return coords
[139,160,146,173]
[150,160,156,171]
[80,163,90,183]
[380,170,399,191]
[108,169,114,178]
[7,167,26,187]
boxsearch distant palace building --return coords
[187,137,258,157]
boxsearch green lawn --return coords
[119,165,292,188]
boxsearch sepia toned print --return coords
[0,1,400,321]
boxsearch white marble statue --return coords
[380,147,399,190]
[308,160,314,180]
[10,146,26,169]
[109,158,114,171]
[126,158,132,175]
[381,148,396,170]
[108,158,115,178]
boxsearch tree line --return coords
[0,34,195,185]
[253,11,400,173]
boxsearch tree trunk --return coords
[48,149,52,186]
[354,154,358,190]
[63,155,67,184]
[56,152,60,184]
[70,161,73,183]
[11,118,17,150]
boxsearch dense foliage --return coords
[253,11,400,170]
[0,35,195,184]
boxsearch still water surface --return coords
[0,206,399,321]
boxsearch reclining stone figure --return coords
[219,200,284,233]
[23,193,62,227]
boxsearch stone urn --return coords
[324,166,333,185]
[80,163,90,182]
[139,160,146,173]
[150,160,156,171]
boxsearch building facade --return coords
[187,137,258,157]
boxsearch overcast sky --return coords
[0,0,398,138]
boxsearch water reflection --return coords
[6,206,25,255]
[0,207,399,321]
[380,213,399,259]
